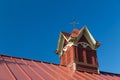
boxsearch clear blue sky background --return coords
[0,0,120,74]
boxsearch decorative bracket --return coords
[79,42,89,48]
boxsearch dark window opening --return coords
[77,46,84,62]
[86,49,92,64]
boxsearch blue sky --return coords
[0,0,120,74]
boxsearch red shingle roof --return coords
[0,55,120,80]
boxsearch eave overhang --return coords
[55,32,67,55]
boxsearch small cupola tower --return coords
[55,26,101,74]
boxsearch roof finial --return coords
[70,18,79,28]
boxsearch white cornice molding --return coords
[76,26,97,49]
[56,32,65,54]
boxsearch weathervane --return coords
[70,19,79,28]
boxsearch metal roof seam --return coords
[21,59,45,80]
[73,73,86,80]
[13,58,32,80]
[41,62,67,80]
[1,56,17,80]
[84,72,99,80]
[0,57,15,80]
[4,56,33,80]
[19,59,45,80]
[92,74,106,80]
[76,71,93,80]
[32,61,58,80]
[50,64,77,80]
[50,64,73,80]
[41,63,61,80]
[59,66,78,80]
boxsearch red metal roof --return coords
[0,55,120,80]
[70,28,81,37]
[61,29,81,39]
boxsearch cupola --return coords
[55,26,101,74]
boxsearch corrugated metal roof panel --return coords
[0,55,120,80]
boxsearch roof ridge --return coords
[0,54,59,66]
[100,71,120,75]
